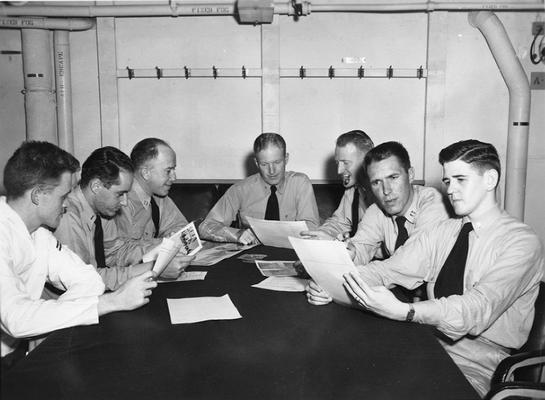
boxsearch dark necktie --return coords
[150,196,160,238]
[93,216,106,268]
[434,222,474,299]
[394,216,409,250]
[350,188,360,237]
[264,185,280,220]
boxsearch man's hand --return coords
[343,272,409,321]
[306,279,332,306]
[237,229,259,245]
[299,230,334,240]
[160,253,196,279]
[98,271,157,315]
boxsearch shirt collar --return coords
[390,185,418,224]
[259,173,287,194]
[132,179,152,209]
[0,196,32,239]
[464,204,503,238]
[74,186,99,229]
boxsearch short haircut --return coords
[439,139,501,181]
[364,141,411,172]
[336,130,374,153]
[3,141,80,200]
[80,147,134,189]
[253,133,286,156]
[131,138,171,169]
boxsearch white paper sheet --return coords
[252,276,308,292]
[254,260,297,277]
[288,236,358,306]
[247,217,308,249]
[190,241,257,266]
[167,294,242,324]
[157,271,207,283]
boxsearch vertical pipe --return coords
[21,29,57,143]
[469,11,530,221]
[54,30,73,152]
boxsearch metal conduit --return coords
[469,11,531,221]
[0,1,543,17]
[54,30,74,153]
[0,16,94,30]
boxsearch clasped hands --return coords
[305,273,409,321]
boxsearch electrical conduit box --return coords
[237,0,274,24]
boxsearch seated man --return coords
[104,138,193,270]
[307,140,544,397]
[1,141,156,369]
[199,133,320,244]
[350,141,449,265]
[301,130,374,240]
[55,147,185,291]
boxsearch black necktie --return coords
[394,216,409,250]
[350,188,360,237]
[93,216,106,268]
[265,185,280,220]
[434,222,474,299]
[150,196,160,238]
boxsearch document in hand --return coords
[142,221,203,275]
[247,216,308,249]
[288,236,358,306]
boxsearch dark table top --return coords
[2,246,479,400]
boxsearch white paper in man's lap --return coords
[167,294,242,324]
[289,236,358,306]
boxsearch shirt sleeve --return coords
[318,189,352,238]
[350,205,388,265]
[198,185,242,242]
[0,232,104,340]
[54,210,93,266]
[294,175,320,230]
[157,196,189,237]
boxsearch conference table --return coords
[2,245,479,400]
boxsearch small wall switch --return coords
[532,21,544,35]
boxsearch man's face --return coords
[94,170,133,218]
[145,145,177,197]
[367,156,414,217]
[255,145,288,186]
[442,160,491,218]
[37,171,73,229]
[334,143,367,188]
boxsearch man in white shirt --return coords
[1,141,156,370]
[307,140,543,396]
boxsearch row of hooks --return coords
[120,66,427,80]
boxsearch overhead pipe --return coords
[0,16,94,30]
[0,1,544,18]
[21,29,57,143]
[469,11,531,221]
[54,30,73,153]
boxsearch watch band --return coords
[406,304,415,322]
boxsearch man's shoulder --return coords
[285,170,311,182]
[415,185,447,209]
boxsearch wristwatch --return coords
[406,304,415,322]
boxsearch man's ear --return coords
[30,187,40,205]
[141,167,151,181]
[284,153,289,165]
[253,158,258,168]
[484,169,499,192]
[90,178,102,194]
[408,167,415,183]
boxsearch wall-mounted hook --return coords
[328,65,335,79]
[299,65,306,79]
[358,66,364,79]
[184,66,190,79]
[126,66,134,80]
[242,65,247,79]
[155,66,162,79]
[387,65,393,79]
[212,65,218,79]
[417,65,423,79]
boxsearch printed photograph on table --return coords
[255,260,298,277]
[176,222,202,256]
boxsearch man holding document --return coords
[305,140,544,397]
[199,133,320,245]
